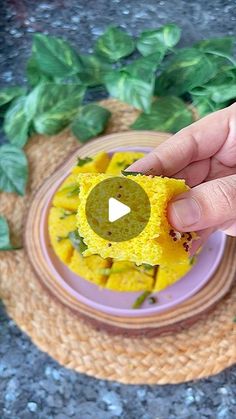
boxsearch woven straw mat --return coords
[0,98,235,385]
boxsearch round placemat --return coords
[0,99,235,384]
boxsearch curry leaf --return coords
[71,104,111,142]
[137,24,181,56]
[25,83,85,135]
[104,70,154,113]
[194,37,236,65]
[0,86,26,107]
[33,33,83,77]
[95,26,135,62]
[78,54,112,86]
[4,97,30,148]
[155,48,217,96]
[0,144,28,195]
[0,216,21,250]
[131,96,193,132]
[68,230,88,254]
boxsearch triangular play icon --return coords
[108,197,131,223]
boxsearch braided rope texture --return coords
[0,99,235,384]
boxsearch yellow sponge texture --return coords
[48,207,77,263]
[154,260,192,292]
[72,151,110,174]
[69,252,111,286]
[106,261,154,291]
[76,173,192,266]
[52,174,80,211]
[106,151,144,175]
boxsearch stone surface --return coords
[0,0,236,418]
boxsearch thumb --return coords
[168,175,236,232]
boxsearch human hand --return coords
[127,103,236,252]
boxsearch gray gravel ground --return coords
[0,0,236,418]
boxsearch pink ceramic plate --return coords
[40,146,226,317]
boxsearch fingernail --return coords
[127,153,158,174]
[170,198,201,228]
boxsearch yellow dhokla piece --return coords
[76,173,192,266]
[52,174,80,211]
[72,151,110,174]
[48,207,77,263]
[69,251,111,286]
[154,260,192,292]
[135,263,155,277]
[106,151,144,175]
[106,261,154,291]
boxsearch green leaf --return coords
[0,144,28,195]
[191,69,236,103]
[0,216,21,250]
[191,96,228,118]
[77,156,93,166]
[95,26,135,62]
[78,55,112,86]
[0,86,26,107]
[0,216,20,251]
[125,52,164,79]
[104,70,154,113]
[33,33,83,77]
[71,104,111,142]
[131,96,193,133]
[4,97,29,148]
[26,56,53,87]
[25,83,85,135]
[155,48,217,96]
[195,37,236,65]
[137,24,181,56]
[68,230,88,254]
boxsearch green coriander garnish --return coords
[60,183,80,197]
[132,291,151,309]
[77,156,93,167]
[59,209,77,219]
[190,256,196,265]
[56,235,68,242]
[68,230,88,254]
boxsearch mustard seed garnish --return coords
[148,296,157,305]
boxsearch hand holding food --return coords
[127,103,236,251]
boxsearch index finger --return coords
[127,103,236,176]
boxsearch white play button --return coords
[108,197,131,223]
